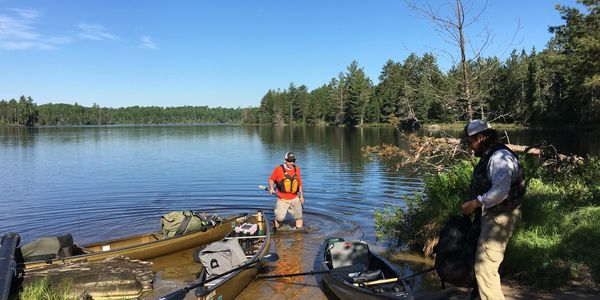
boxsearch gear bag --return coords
[160,211,218,238]
[433,214,480,288]
[198,239,247,277]
[20,234,74,262]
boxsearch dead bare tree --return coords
[406,0,493,121]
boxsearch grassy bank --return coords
[375,155,600,288]
[14,277,73,300]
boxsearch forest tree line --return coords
[256,1,600,127]
[0,97,253,126]
[1,1,598,128]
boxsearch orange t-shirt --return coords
[270,165,302,200]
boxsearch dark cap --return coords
[284,152,296,162]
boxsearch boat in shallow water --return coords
[21,213,247,270]
[194,211,271,300]
[321,237,413,300]
[320,237,459,300]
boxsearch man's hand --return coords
[461,199,482,215]
[299,194,304,205]
[269,187,275,195]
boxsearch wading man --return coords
[461,120,526,300]
[269,152,304,230]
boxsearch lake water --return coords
[1,125,597,299]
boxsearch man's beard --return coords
[473,148,485,157]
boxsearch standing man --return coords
[269,152,304,230]
[461,120,526,300]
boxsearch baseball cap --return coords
[466,119,491,136]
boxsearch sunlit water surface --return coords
[1,125,597,299]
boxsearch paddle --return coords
[256,269,331,279]
[353,266,437,286]
[257,266,436,282]
[159,252,279,300]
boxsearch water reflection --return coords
[1,125,598,299]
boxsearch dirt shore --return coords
[501,279,600,300]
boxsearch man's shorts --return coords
[274,197,303,221]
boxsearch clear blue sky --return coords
[0,0,577,108]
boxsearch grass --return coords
[375,154,600,289]
[16,277,73,300]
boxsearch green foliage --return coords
[255,2,599,127]
[344,60,373,126]
[18,277,73,300]
[374,204,406,242]
[375,154,600,288]
[0,96,39,126]
[375,160,474,251]
[0,99,250,126]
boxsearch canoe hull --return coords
[320,238,412,300]
[24,214,246,270]
[195,211,271,300]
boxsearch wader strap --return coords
[175,214,192,236]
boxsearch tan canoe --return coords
[23,213,248,270]
[195,211,271,300]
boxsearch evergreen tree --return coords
[17,96,38,127]
[344,61,372,126]
[374,60,404,122]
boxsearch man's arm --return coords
[268,167,279,195]
[269,179,276,195]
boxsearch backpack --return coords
[20,234,74,262]
[197,240,247,276]
[433,214,480,288]
[160,211,216,238]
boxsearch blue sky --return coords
[0,0,577,108]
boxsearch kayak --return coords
[195,211,271,300]
[22,213,247,270]
[0,233,20,300]
[320,237,413,300]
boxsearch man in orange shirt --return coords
[269,152,304,230]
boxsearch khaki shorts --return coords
[274,197,303,221]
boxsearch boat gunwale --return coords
[21,213,247,268]
[320,238,413,299]
[195,211,271,297]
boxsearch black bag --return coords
[433,214,480,288]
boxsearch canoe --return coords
[321,238,461,300]
[22,213,247,270]
[320,237,413,300]
[0,233,20,300]
[195,211,271,300]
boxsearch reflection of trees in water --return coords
[0,127,37,147]
[256,126,404,173]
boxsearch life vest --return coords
[471,144,526,212]
[276,165,300,194]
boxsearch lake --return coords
[1,125,597,299]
